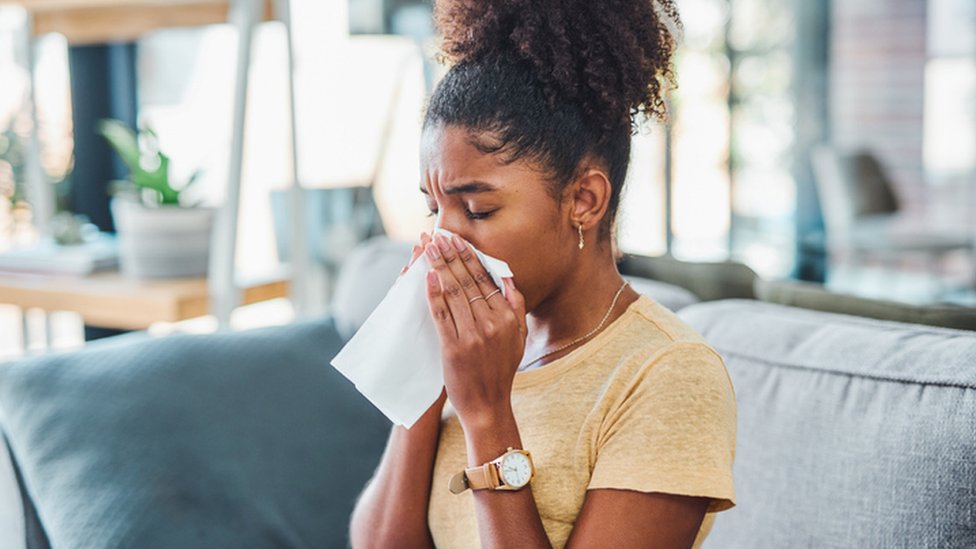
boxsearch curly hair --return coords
[423,0,680,240]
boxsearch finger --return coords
[450,234,502,309]
[504,278,528,337]
[425,269,457,339]
[434,233,489,313]
[425,241,476,333]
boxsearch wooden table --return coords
[0,269,288,332]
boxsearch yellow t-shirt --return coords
[427,294,737,548]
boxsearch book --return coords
[0,233,119,276]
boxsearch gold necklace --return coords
[519,280,630,370]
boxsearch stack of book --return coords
[0,233,119,276]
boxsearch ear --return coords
[568,167,612,231]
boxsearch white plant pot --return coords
[110,198,216,279]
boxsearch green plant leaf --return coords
[98,118,181,205]
[97,119,141,174]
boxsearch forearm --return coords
[350,393,446,548]
[464,408,552,549]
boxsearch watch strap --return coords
[448,448,532,494]
[464,463,499,490]
[448,462,499,494]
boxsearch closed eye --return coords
[426,207,495,220]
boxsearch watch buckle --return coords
[448,471,469,495]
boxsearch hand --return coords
[424,233,527,430]
[400,232,433,276]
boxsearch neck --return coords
[522,242,639,368]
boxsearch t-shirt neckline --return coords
[513,294,652,388]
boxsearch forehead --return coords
[421,125,501,172]
[420,124,548,194]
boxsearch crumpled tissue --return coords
[330,229,513,428]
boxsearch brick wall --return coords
[830,0,928,213]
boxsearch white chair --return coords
[810,144,973,291]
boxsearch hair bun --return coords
[434,0,680,135]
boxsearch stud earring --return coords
[577,224,584,250]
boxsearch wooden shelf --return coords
[7,0,275,45]
[0,269,289,330]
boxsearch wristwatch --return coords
[449,448,534,494]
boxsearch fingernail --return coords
[451,234,465,251]
[427,270,439,289]
[436,234,451,253]
[426,242,441,259]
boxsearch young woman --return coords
[350,0,736,547]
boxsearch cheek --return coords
[474,218,568,305]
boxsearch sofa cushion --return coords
[680,300,976,548]
[0,317,391,549]
[332,237,412,339]
[755,277,976,331]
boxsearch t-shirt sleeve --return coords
[588,341,737,513]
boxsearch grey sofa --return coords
[0,237,973,548]
[682,300,976,547]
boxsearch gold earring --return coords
[577,224,584,250]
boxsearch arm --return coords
[463,406,551,548]
[568,343,736,548]
[567,490,709,548]
[349,390,447,549]
[423,233,551,548]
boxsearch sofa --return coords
[0,237,973,548]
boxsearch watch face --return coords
[500,452,533,488]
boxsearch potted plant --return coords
[98,119,214,279]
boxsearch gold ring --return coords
[485,289,502,300]
[468,295,486,304]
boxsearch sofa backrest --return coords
[618,253,757,302]
[755,278,976,331]
[680,300,976,548]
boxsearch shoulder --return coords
[629,294,713,347]
[612,296,727,378]
[611,297,735,408]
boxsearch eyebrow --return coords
[419,181,499,196]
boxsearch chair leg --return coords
[20,307,30,353]
[209,0,262,329]
[43,310,54,349]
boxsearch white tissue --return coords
[330,229,514,428]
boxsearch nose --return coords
[432,216,460,239]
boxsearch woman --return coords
[350,0,736,547]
